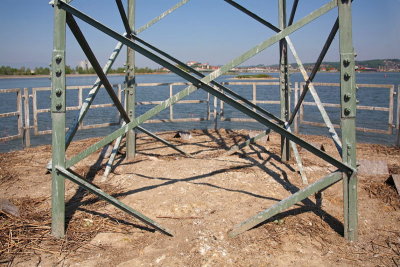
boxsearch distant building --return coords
[186,61,199,67]
[78,60,92,70]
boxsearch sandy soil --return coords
[0,129,399,266]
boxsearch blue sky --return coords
[0,0,399,68]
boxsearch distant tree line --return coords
[0,65,166,76]
[0,66,51,75]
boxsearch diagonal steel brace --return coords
[224,0,342,154]
[65,0,190,150]
[56,167,173,236]
[229,171,344,237]
[59,0,351,175]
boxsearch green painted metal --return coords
[65,42,124,148]
[68,13,189,162]
[224,0,342,156]
[103,121,125,179]
[223,0,306,184]
[131,35,283,124]
[65,85,198,169]
[51,0,66,238]
[284,123,308,185]
[289,141,308,184]
[288,19,339,126]
[66,0,187,148]
[59,0,347,173]
[125,0,136,159]
[338,0,358,242]
[224,0,280,32]
[225,129,271,155]
[288,0,299,26]
[59,0,337,83]
[50,0,358,242]
[286,36,342,154]
[64,46,354,175]
[56,167,173,236]
[51,0,192,237]
[67,0,188,172]
[66,14,131,124]
[397,85,400,147]
[136,0,191,34]
[279,0,290,162]
[228,171,343,237]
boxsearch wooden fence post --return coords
[23,88,31,148]
[396,85,400,147]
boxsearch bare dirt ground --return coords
[1,129,399,266]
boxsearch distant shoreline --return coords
[1,71,399,80]
[0,72,168,80]
[229,77,279,80]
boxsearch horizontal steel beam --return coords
[229,171,343,237]
[57,167,173,236]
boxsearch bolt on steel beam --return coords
[279,0,290,162]
[338,0,358,242]
[124,0,136,159]
[51,0,67,238]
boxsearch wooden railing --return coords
[0,82,399,148]
[0,82,211,147]
[296,83,396,135]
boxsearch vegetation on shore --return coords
[260,59,400,72]
[0,65,166,76]
[235,74,275,79]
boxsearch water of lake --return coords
[0,72,399,152]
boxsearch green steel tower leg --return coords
[279,0,290,162]
[51,0,67,238]
[338,0,358,241]
[125,0,136,159]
